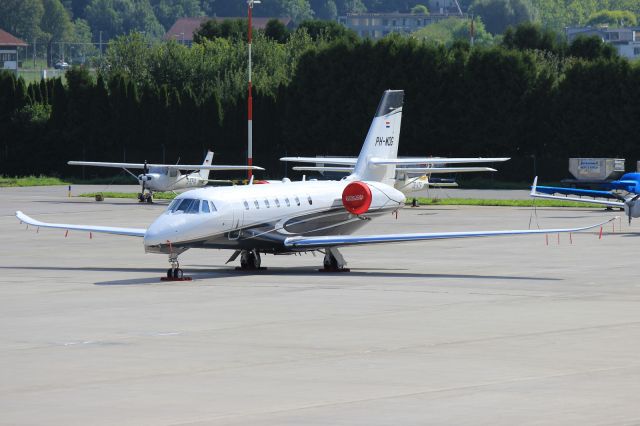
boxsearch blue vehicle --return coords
[531,174,640,224]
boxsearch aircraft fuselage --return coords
[143,180,406,254]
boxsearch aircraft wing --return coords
[280,157,358,165]
[292,166,353,173]
[16,211,146,237]
[530,177,625,207]
[396,167,497,173]
[68,161,264,171]
[370,157,510,165]
[283,217,615,249]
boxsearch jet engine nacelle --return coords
[138,174,153,182]
[342,181,373,215]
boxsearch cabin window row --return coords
[243,195,312,210]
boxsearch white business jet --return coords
[17,90,612,279]
[68,150,263,203]
[282,156,508,196]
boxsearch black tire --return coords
[175,269,184,279]
[146,196,153,203]
[167,268,174,278]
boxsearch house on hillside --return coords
[0,29,27,74]
[338,12,465,39]
[164,17,293,46]
[566,26,640,59]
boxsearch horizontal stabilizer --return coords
[370,157,510,166]
[530,177,624,207]
[284,218,615,249]
[16,211,146,237]
[535,185,619,199]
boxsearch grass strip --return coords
[78,192,176,200]
[413,197,606,208]
[0,175,70,187]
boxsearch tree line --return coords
[1,23,639,182]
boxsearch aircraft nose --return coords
[144,216,177,246]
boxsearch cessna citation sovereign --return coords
[17,90,613,279]
[68,150,263,203]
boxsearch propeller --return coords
[625,194,640,225]
[141,160,149,194]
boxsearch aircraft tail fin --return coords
[351,90,404,185]
[198,150,214,179]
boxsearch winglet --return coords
[531,176,538,196]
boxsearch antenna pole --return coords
[247,0,260,179]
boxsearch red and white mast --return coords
[247,0,260,179]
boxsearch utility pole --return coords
[247,0,260,179]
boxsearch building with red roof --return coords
[0,28,27,73]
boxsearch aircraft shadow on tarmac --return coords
[0,265,560,285]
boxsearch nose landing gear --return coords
[161,253,191,281]
[138,192,153,203]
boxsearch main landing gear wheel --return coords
[161,256,191,281]
[138,192,153,203]
[319,248,350,272]
[237,250,264,271]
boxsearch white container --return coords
[568,158,625,180]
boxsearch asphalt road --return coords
[1,185,638,425]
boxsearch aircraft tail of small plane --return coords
[352,90,404,185]
[198,150,215,180]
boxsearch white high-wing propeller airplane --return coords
[17,90,613,279]
[281,156,509,196]
[68,151,264,203]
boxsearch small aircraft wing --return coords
[292,166,354,173]
[68,161,152,169]
[530,177,625,207]
[370,157,510,165]
[181,165,264,171]
[396,167,497,173]
[16,211,146,237]
[284,217,615,249]
[68,161,264,172]
[280,157,358,165]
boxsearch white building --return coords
[566,26,640,59]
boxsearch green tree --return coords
[470,0,535,35]
[502,22,563,53]
[568,35,618,61]
[280,0,315,23]
[313,0,338,20]
[411,4,429,14]
[0,0,44,41]
[297,20,358,42]
[151,0,202,30]
[265,19,290,43]
[414,17,493,46]
[586,10,638,27]
[193,19,247,43]
[41,0,75,66]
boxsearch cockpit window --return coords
[167,199,179,212]
[201,200,210,213]
[170,198,200,214]
[209,201,217,212]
